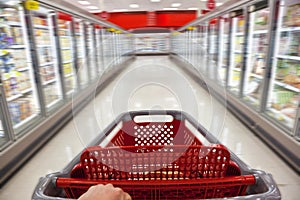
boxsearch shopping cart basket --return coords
[32,110,281,200]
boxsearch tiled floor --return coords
[0,56,299,199]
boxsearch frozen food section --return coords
[266,0,300,131]
[218,14,230,85]
[228,12,245,95]
[57,12,77,97]
[0,3,41,134]
[0,0,133,185]
[171,0,299,172]
[243,7,269,109]
[74,18,89,88]
[31,6,63,111]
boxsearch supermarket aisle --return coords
[0,56,299,200]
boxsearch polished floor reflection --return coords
[0,56,299,200]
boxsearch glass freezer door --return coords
[0,2,41,134]
[86,23,97,81]
[95,26,103,74]
[228,12,245,95]
[243,6,270,109]
[57,12,77,98]
[208,20,219,80]
[218,15,230,85]
[74,18,88,88]
[0,94,12,150]
[31,7,63,112]
[266,0,300,131]
[198,25,208,72]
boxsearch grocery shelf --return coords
[232,67,242,71]
[280,26,300,32]
[61,47,71,50]
[34,25,48,29]
[244,95,259,106]
[21,88,32,94]
[274,80,300,92]
[17,67,29,72]
[37,44,52,48]
[40,62,54,67]
[43,79,56,86]
[234,50,243,53]
[235,32,244,36]
[63,60,72,64]
[250,73,263,79]
[6,21,21,26]
[13,114,38,129]
[9,45,25,49]
[277,55,300,61]
[66,89,74,95]
[253,30,268,34]
[46,98,61,109]
[64,73,73,78]
[7,94,22,102]
[266,107,294,129]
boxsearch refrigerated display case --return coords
[57,12,77,97]
[86,22,97,81]
[266,0,300,130]
[94,25,103,74]
[218,14,230,85]
[0,2,41,134]
[170,0,299,172]
[243,5,270,109]
[31,6,63,112]
[134,33,170,54]
[198,25,209,72]
[228,11,245,95]
[208,20,219,80]
[102,28,114,68]
[74,18,88,87]
[0,106,10,149]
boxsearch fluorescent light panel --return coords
[78,0,90,5]
[216,3,223,6]
[163,8,178,10]
[171,3,181,7]
[150,0,161,2]
[113,9,129,12]
[89,10,102,13]
[129,4,139,8]
[188,7,199,10]
[86,6,99,9]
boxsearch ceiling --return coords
[67,0,228,14]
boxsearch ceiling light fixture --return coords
[216,3,223,6]
[188,7,199,10]
[89,10,102,13]
[129,4,139,8]
[113,9,129,12]
[171,3,181,7]
[163,8,178,10]
[150,0,161,2]
[86,6,99,9]
[78,0,90,5]
[200,0,207,2]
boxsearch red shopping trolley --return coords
[33,110,280,200]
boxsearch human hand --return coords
[78,184,132,200]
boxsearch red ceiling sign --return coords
[147,11,156,26]
[100,11,110,20]
[207,0,216,10]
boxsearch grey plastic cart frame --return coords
[32,110,280,199]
